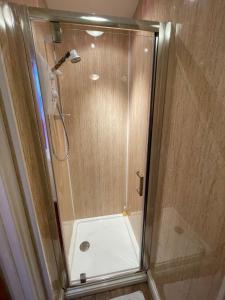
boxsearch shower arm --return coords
[51,51,70,72]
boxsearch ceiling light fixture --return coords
[86,30,104,37]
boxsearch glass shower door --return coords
[32,19,155,285]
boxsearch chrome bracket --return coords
[51,21,62,43]
[80,273,86,284]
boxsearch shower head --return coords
[51,49,81,72]
[69,49,81,63]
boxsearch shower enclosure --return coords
[5,4,170,296]
[32,18,154,284]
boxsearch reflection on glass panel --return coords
[150,203,225,299]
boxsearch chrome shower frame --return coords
[10,3,171,298]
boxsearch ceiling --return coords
[45,0,139,17]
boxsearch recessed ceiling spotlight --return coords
[81,16,108,22]
[86,30,104,37]
[91,43,96,49]
[144,48,149,53]
[90,74,100,81]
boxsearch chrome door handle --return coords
[136,171,144,196]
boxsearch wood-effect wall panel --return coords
[55,27,129,218]
[32,21,75,223]
[9,0,46,8]
[136,0,225,299]
[32,21,75,258]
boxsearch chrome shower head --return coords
[69,49,81,63]
[52,49,81,72]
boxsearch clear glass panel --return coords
[31,20,154,285]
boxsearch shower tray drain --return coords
[80,241,90,252]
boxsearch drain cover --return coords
[80,241,90,252]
